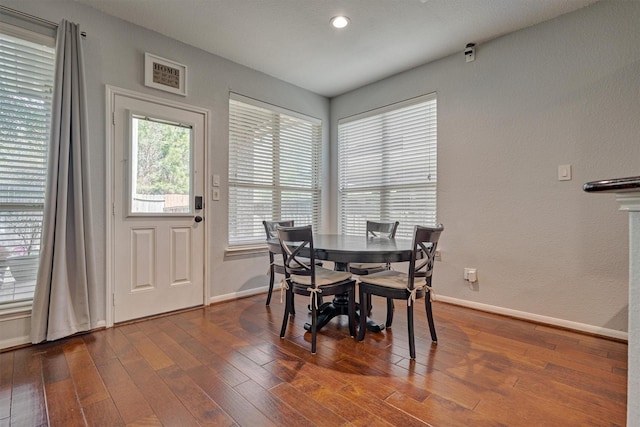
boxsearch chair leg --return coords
[425,294,438,342]
[407,303,416,359]
[291,293,296,315]
[385,298,395,327]
[357,288,368,342]
[266,266,275,306]
[310,299,317,354]
[348,287,356,337]
[280,289,292,338]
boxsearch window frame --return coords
[337,93,437,239]
[0,21,56,311]
[227,93,322,247]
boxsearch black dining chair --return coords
[263,220,323,309]
[349,220,399,327]
[357,224,444,359]
[349,220,399,275]
[263,220,294,306]
[278,225,357,354]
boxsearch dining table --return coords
[268,233,419,332]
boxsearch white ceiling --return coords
[73,0,598,97]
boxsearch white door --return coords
[112,92,205,323]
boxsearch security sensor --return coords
[464,43,476,62]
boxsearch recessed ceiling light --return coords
[330,16,350,29]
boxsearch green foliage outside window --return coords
[135,119,191,195]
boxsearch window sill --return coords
[225,243,268,257]
[0,300,32,320]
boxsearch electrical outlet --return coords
[464,268,478,283]
[435,249,441,261]
[558,164,572,181]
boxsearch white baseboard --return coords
[0,309,31,350]
[206,288,627,341]
[206,288,628,341]
[209,285,270,305]
[4,290,623,350]
[0,334,30,350]
[437,295,628,342]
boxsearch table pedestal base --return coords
[303,293,384,333]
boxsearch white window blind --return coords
[338,94,437,239]
[0,24,55,304]
[228,94,322,245]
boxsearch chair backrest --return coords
[366,220,399,238]
[409,224,444,289]
[263,220,294,239]
[277,225,317,287]
[263,220,294,254]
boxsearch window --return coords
[0,23,55,305]
[129,115,193,215]
[228,93,322,245]
[338,94,437,239]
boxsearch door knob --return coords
[194,216,203,223]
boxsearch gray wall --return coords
[331,0,640,335]
[1,0,637,348]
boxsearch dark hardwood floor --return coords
[0,294,627,426]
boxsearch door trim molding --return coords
[105,85,210,327]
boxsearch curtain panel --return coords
[31,20,96,343]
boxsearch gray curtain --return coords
[31,20,96,343]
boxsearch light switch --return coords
[212,174,220,187]
[212,188,220,201]
[558,164,572,181]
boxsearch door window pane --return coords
[130,116,193,215]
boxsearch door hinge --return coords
[112,203,116,215]
[112,112,115,125]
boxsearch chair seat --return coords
[350,262,385,269]
[359,270,410,289]
[291,267,352,286]
[349,262,387,275]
